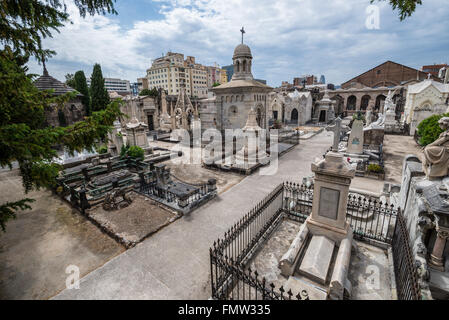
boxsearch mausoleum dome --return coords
[233,44,252,59]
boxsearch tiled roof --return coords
[34,68,80,96]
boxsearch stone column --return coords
[429,227,449,271]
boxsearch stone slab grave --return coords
[299,235,335,285]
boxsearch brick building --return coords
[422,64,448,78]
[341,61,440,89]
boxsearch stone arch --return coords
[291,108,299,123]
[361,95,371,111]
[418,100,433,110]
[333,95,344,115]
[236,61,240,73]
[242,60,247,72]
[375,94,386,112]
[347,95,357,111]
[272,102,282,121]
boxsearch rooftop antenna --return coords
[240,26,245,44]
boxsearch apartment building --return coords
[87,77,131,94]
[146,52,209,98]
[206,65,228,88]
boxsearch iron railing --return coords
[210,182,421,300]
[139,175,210,211]
[392,208,421,300]
[210,184,305,300]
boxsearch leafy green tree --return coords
[372,0,423,20]
[90,63,110,111]
[126,146,145,161]
[417,113,449,146]
[0,0,120,232]
[65,73,76,88]
[139,88,159,97]
[212,82,221,87]
[74,71,91,116]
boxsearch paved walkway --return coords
[54,131,332,300]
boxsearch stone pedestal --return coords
[126,117,149,148]
[309,151,355,240]
[235,107,269,168]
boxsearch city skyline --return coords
[26,0,449,87]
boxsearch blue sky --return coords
[27,0,449,87]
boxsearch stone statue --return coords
[423,117,449,179]
[384,90,397,114]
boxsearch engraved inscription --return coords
[318,187,340,220]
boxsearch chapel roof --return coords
[34,66,80,96]
[211,79,272,90]
[233,43,252,59]
[407,79,449,94]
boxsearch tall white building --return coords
[146,52,209,98]
[87,77,131,94]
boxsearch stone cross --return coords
[240,26,245,44]
[326,117,342,152]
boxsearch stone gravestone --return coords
[347,119,364,154]
[280,145,356,300]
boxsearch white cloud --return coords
[28,0,449,86]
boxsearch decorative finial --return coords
[240,26,245,44]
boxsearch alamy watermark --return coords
[366,5,380,30]
[65,265,80,290]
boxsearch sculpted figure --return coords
[423,117,449,179]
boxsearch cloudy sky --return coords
[28,0,449,87]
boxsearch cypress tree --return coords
[90,63,110,111]
[74,71,91,116]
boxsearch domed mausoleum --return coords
[200,29,273,130]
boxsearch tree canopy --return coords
[0,0,116,61]
[0,0,120,232]
[139,88,159,97]
[373,0,423,20]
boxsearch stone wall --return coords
[44,97,85,127]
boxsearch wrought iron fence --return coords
[391,208,421,300]
[210,182,421,300]
[139,175,211,211]
[210,184,304,300]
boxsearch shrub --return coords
[97,146,108,154]
[352,112,365,122]
[126,146,145,161]
[417,113,449,146]
[120,144,130,158]
[367,164,384,174]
